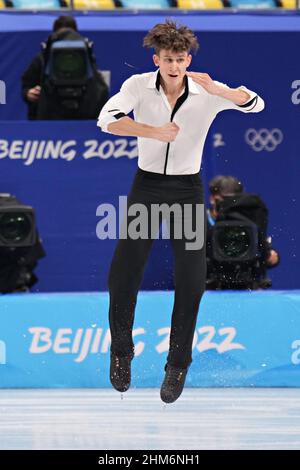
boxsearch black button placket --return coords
[155,73,189,175]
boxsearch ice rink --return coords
[0,388,299,450]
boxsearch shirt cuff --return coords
[237,86,258,110]
[97,112,127,133]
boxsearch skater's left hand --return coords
[186,72,221,96]
[186,71,251,104]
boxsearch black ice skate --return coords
[110,354,132,393]
[160,365,188,404]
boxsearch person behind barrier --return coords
[97,20,265,403]
[206,175,279,289]
[21,15,108,120]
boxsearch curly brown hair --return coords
[143,20,199,55]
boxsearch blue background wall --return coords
[0,12,299,291]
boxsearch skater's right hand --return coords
[154,122,180,142]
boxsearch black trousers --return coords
[108,168,206,369]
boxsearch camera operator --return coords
[21,15,108,120]
[206,175,279,289]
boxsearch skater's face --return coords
[153,49,192,90]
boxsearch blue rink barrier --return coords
[0,290,299,388]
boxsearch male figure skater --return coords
[97,20,264,403]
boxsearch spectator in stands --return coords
[21,15,108,120]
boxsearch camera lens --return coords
[218,227,250,258]
[0,212,31,243]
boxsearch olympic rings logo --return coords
[245,128,283,152]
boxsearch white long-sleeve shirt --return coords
[97,70,264,175]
